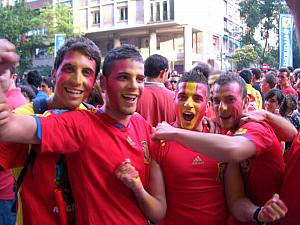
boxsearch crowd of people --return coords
[0,0,299,225]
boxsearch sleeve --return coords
[0,143,29,170]
[234,122,275,157]
[34,110,88,154]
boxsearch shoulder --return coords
[13,102,34,115]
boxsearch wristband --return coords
[253,207,265,225]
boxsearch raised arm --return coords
[115,159,166,222]
[0,39,20,74]
[225,163,288,223]
[152,122,255,162]
[241,110,297,142]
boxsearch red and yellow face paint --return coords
[175,82,207,130]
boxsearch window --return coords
[120,7,128,21]
[92,10,100,25]
[155,2,160,21]
[163,1,168,20]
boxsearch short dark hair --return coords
[54,37,102,78]
[27,70,42,88]
[287,66,294,73]
[42,77,54,89]
[264,73,277,89]
[251,68,261,80]
[265,89,284,104]
[177,70,209,99]
[190,62,211,79]
[280,94,297,117]
[102,44,143,77]
[239,69,253,84]
[215,74,247,99]
[279,68,291,77]
[19,84,36,101]
[144,54,168,78]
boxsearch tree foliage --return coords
[36,3,83,56]
[229,45,259,70]
[0,0,39,73]
[239,0,285,67]
[0,1,83,74]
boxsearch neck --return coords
[175,119,204,132]
[145,77,164,83]
[101,104,131,126]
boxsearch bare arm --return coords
[225,163,288,223]
[241,110,297,142]
[153,122,256,162]
[115,159,166,223]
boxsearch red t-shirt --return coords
[0,142,76,225]
[36,110,153,225]
[280,131,300,225]
[152,127,229,225]
[228,121,284,225]
[282,86,297,97]
[136,83,176,127]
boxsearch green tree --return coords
[0,1,83,74]
[36,3,83,56]
[239,0,285,66]
[229,45,259,70]
[0,0,39,74]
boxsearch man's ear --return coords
[51,69,56,81]
[99,75,107,92]
[11,73,17,82]
[205,100,211,115]
[243,95,249,111]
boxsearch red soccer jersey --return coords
[228,121,284,225]
[0,143,76,225]
[280,131,300,225]
[282,86,297,97]
[136,83,176,127]
[36,110,153,225]
[152,127,229,225]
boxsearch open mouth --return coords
[220,115,231,120]
[122,94,138,102]
[182,112,195,121]
[65,88,83,95]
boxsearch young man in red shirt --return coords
[0,44,157,225]
[278,68,297,97]
[118,71,288,225]
[136,54,175,127]
[153,74,295,225]
[0,37,101,225]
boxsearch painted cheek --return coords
[83,76,96,98]
[176,103,186,127]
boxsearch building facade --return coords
[73,0,225,72]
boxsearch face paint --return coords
[102,59,144,125]
[212,82,244,131]
[53,50,96,109]
[175,82,207,130]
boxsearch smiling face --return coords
[212,82,246,130]
[52,50,97,109]
[101,59,144,123]
[265,95,280,114]
[175,82,207,130]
